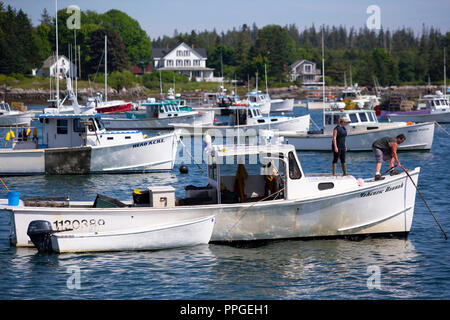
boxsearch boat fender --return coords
[357,178,364,186]
[27,220,54,253]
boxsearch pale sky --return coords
[3,0,450,39]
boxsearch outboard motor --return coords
[27,220,54,253]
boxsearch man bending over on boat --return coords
[372,134,406,181]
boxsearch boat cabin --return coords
[34,114,142,149]
[140,101,191,119]
[417,91,449,111]
[203,143,304,203]
[323,109,379,134]
[245,90,270,104]
[0,101,12,115]
[227,105,281,126]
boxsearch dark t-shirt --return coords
[372,137,396,153]
[331,125,347,151]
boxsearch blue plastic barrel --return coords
[8,191,20,206]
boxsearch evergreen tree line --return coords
[153,23,450,86]
[1,1,449,87]
[0,3,151,80]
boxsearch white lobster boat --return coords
[0,110,178,175]
[270,98,294,113]
[173,105,310,137]
[0,101,32,127]
[387,91,450,123]
[280,108,435,151]
[101,99,214,130]
[3,136,420,247]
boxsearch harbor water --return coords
[0,107,449,299]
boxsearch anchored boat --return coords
[101,99,214,130]
[386,91,450,123]
[172,104,310,137]
[26,215,215,253]
[3,137,420,247]
[0,101,32,127]
[280,108,435,151]
[0,111,178,175]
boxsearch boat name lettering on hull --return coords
[360,182,403,198]
[133,138,165,148]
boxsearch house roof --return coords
[290,59,317,69]
[151,43,207,59]
[41,55,71,69]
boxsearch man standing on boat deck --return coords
[332,116,350,176]
[372,134,406,181]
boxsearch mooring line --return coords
[399,165,448,240]
[434,121,450,137]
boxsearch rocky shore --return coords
[1,84,446,106]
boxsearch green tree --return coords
[100,10,152,66]
[87,28,129,75]
[250,25,296,81]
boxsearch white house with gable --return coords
[39,55,76,78]
[290,59,322,85]
[151,42,221,82]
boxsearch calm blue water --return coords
[0,108,449,300]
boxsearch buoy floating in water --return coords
[179,165,189,174]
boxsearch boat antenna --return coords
[159,70,163,97]
[255,71,258,92]
[74,29,77,99]
[349,65,353,87]
[105,35,108,102]
[264,63,268,94]
[444,47,447,97]
[344,71,347,87]
[321,26,326,127]
[55,0,60,109]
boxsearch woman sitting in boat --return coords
[332,116,350,176]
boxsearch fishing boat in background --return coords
[386,91,450,123]
[244,90,271,115]
[0,101,32,127]
[172,104,310,137]
[2,137,421,246]
[101,99,214,130]
[270,98,294,113]
[280,105,435,151]
[85,93,132,114]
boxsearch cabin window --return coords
[359,113,368,122]
[318,182,334,191]
[349,113,358,123]
[159,106,165,113]
[56,119,68,134]
[333,115,340,124]
[325,114,332,125]
[367,112,374,122]
[88,118,96,132]
[288,151,301,180]
[73,119,85,132]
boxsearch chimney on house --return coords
[192,44,194,49]
[165,44,169,53]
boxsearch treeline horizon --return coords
[153,23,449,86]
[1,1,449,88]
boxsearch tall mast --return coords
[321,27,325,127]
[55,0,60,109]
[105,35,108,102]
[444,47,447,96]
[74,29,77,98]
[264,63,268,94]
